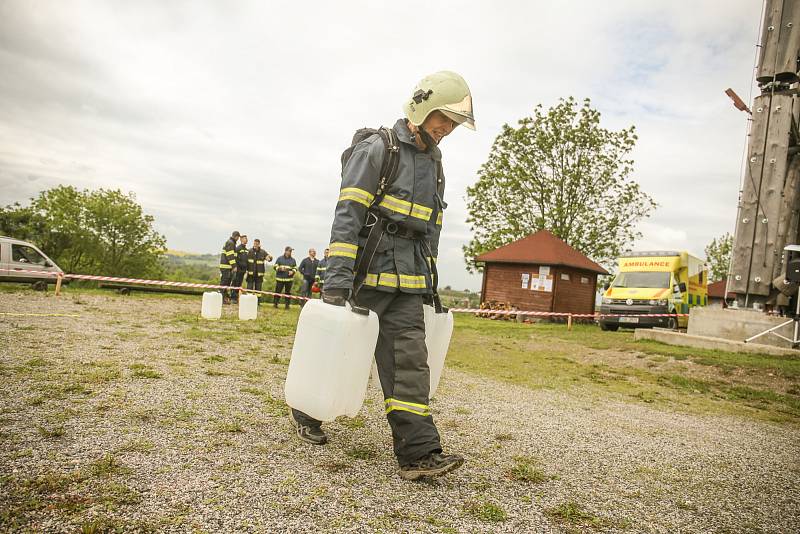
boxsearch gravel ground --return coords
[1,291,798,533]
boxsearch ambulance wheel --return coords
[666,317,678,330]
[600,322,618,332]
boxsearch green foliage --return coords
[0,186,166,277]
[160,252,218,283]
[704,232,733,282]
[438,287,480,308]
[463,97,656,272]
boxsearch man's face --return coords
[309,249,316,258]
[241,236,248,246]
[324,248,329,258]
[422,110,457,145]
[254,241,260,250]
[285,249,292,258]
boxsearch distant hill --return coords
[161,251,217,283]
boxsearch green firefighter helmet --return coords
[403,70,475,130]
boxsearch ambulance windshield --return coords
[611,271,671,289]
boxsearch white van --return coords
[0,236,64,289]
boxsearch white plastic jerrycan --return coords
[368,305,454,398]
[238,294,258,320]
[285,299,379,422]
[424,304,454,398]
[201,292,222,320]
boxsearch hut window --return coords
[560,273,570,281]
[581,277,589,284]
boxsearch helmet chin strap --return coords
[417,125,438,149]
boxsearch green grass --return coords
[36,425,66,439]
[345,446,376,460]
[448,315,800,423]
[465,500,507,522]
[0,457,142,529]
[508,456,550,483]
[545,501,607,530]
[338,415,366,429]
[90,454,132,478]
[129,364,162,379]
[215,421,245,433]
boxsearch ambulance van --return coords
[599,250,707,331]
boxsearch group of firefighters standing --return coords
[218,230,329,308]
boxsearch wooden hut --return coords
[475,230,609,316]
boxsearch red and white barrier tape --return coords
[0,267,310,302]
[0,267,688,319]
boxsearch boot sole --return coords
[399,457,465,481]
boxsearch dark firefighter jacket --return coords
[219,237,237,270]
[247,248,270,277]
[235,243,249,270]
[274,255,297,283]
[316,257,328,284]
[298,257,319,282]
[325,118,445,294]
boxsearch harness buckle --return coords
[385,222,398,235]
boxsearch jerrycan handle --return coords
[347,298,370,316]
[433,293,448,314]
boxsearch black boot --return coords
[399,452,464,481]
[290,413,327,445]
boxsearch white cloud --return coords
[0,0,763,289]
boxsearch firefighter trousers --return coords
[231,270,246,301]
[247,276,263,292]
[292,288,442,466]
[274,280,293,307]
[219,270,233,299]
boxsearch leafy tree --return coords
[463,97,657,272]
[0,186,166,277]
[704,232,733,282]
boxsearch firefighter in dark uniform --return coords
[273,246,297,309]
[247,239,272,294]
[315,248,329,292]
[289,71,475,481]
[231,234,249,303]
[219,231,240,303]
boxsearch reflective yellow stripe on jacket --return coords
[362,273,426,289]
[329,241,358,259]
[385,398,431,417]
[378,194,434,222]
[338,187,375,208]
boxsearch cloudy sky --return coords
[0,1,762,290]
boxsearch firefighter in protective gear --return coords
[231,235,249,303]
[246,239,272,293]
[273,246,297,309]
[290,71,475,481]
[315,248,330,291]
[219,231,240,303]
